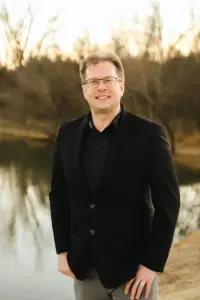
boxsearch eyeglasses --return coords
[83,77,121,89]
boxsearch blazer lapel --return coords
[73,112,91,196]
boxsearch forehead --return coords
[86,61,117,79]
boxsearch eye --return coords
[104,78,113,84]
[91,80,98,84]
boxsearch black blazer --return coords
[49,106,180,289]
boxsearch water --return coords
[0,138,200,300]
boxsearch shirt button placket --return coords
[90,204,95,236]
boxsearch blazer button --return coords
[90,229,95,235]
[90,204,95,209]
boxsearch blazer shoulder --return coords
[60,115,85,129]
[58,114,86,133]
[127,110,163,131]
[54,115,86,141]
[125,111,167,144]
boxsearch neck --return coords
[90,105,121,132]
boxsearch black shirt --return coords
[83,108,122,193]
[82,107,122,273]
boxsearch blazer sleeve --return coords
[140,125,180,272]
[49,123,70,254]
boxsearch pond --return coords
[0,138,200,300]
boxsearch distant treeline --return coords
[1,2,200,154]
[1,51,200,153]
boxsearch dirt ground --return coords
[158,231,200,300]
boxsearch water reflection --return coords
[174,183,200,242]
[0,138,200,299]
[0,139,74,300]
[0,139,52,251]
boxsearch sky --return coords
[0,0,200,64]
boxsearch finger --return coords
[145,281,152,299]
[124,278,135,294]
[135,281,146,299]
[130,280,140,300]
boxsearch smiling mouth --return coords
[95,96,110,99]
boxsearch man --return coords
[49,51,180,300]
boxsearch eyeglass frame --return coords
[83,76,122,89]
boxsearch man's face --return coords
[82,61,124,112]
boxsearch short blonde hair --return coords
[79,51,125,84]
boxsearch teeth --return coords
[97,96,108,99]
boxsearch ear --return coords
[82,85,87,98]
[120,82,125,96]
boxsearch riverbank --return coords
[176,141,200,169]
[1,120,200,176]
[175,150,200,184]
[0,120,200,176]
[158,231,200,300]
[0,120,51,140]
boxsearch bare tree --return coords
[0,2,59,67]
[73,29,99,61]
[126,2,195,154]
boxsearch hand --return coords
[58,252,75,278]
[124,265,156,299]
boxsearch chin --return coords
[94,105,111,112]
[92,101,112,110]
